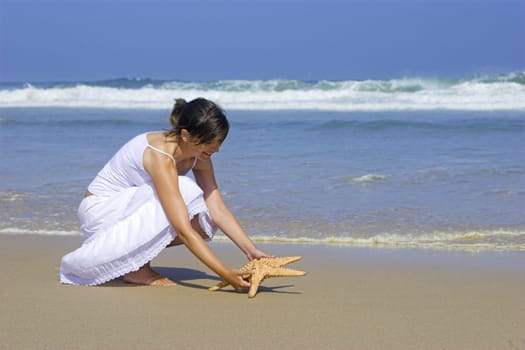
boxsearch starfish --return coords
[209,256,306,298]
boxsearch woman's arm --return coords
[193,159,270,260]
[143,149,249,289]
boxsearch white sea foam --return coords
[0,228,80,236]
[0,191,26,202]
[1,73,524,111]
[348,174,389,183]
[211,230,525,252]
[1,227,523,251]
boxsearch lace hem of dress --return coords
[60,189,217,286]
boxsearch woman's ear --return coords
[181,129,190,143]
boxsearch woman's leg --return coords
[123,216,209,285]
[167,216,209,247]
[123,261,176,286]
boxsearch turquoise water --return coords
[1,75,524,251]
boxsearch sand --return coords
[1,234,524,350]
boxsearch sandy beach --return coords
[1,233,524,350]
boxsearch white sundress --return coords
[60,132,217,285]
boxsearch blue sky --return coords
[1,0,524,82]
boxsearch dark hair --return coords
[168,98,229,144]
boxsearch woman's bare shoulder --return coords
[145,131,168,148]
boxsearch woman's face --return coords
[181,129,223,160]
[196,138,222,161]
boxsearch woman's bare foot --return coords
[123,263,176,286]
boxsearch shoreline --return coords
[1,233,524,349]
[1,228,524,253]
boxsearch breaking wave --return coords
[1,72,524,111]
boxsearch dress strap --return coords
[191,157,198,169]
[146,145,176,164]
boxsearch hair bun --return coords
[169,98,187,127]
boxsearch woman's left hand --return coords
[246,248,274,261]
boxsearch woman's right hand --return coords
[223,269,251,290]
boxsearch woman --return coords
[60,98,269,289]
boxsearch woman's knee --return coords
[167,217,208,248]
[191,216,208,239]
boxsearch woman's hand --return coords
[246,248,274,261]
[223,269,251,290]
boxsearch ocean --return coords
[1,73,524,251]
